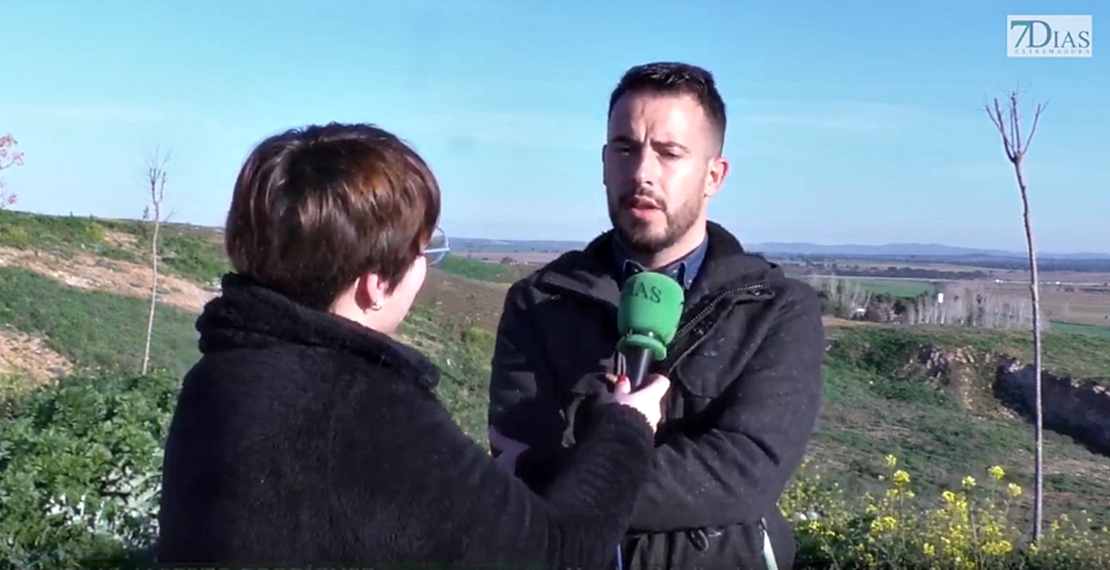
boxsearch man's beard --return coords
[607,189,701,256]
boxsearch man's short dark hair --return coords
[224,122,441,311]
[607,61,727,153]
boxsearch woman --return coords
[155,122,671,568]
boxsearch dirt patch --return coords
[416,271,510,333]
[823,316,876,328]
[1044,456,1110,479]
[103,230,139,251]
[0,246,216,313]
[0,327,72,384]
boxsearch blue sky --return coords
[2,0,1105,253]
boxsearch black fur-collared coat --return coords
[155,273,654,568]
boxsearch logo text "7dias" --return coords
[1007,15,1092,57]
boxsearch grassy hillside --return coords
[2,211,1110,568]
[0,266,200,376]
[816,325,1110,523]
[0,209,228,284]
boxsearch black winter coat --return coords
[155,272,655,568]
[488,222,826,570]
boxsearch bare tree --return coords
[141,147,172,376]
[806,276,873,319]
[0,133,24,209]
[985,89,1047,542]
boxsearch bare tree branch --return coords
[0,133,25,210]
[985,88,1047,543]
[140,146,172,376]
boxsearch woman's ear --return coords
[354,272,389,313]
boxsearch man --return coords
[487,62,825,570]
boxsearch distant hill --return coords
[748,242,1110,260]
[451,237,1110,261]
[449,237,587,253]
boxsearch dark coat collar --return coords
[535,220,779,309]
[196,273,440,390]
[612,234,709,290]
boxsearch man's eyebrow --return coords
[608,136,689,153]
[653,140,689,153]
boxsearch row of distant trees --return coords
[808,275,1044,331]
[793,264,989,281]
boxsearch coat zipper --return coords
[662,282,770,374]
[672,282,768,340]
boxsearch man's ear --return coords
[354,272,388,312]
[704,156,730,198]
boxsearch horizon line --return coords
[3,208,1105,259]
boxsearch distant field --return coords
[950,280,1110,328]
[996,270,1110,284]
[436,256,516,282]
[464,250,562,264]
[798,275,938,299]
[435,255,538,284]
[416,270,510,334]
[1049,321,1110,338]
[852,279,937,297]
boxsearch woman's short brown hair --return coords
[224,122,441,311]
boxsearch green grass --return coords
[814,324,1110,528]
[0,209,229,284]
[147,232,229,283]
[399,304,494,441]
[4,209,1110,567]
[0,266,201,376]
[0,209,136,260]
[1049,321,1110,339]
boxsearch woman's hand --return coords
[597,373,672,433]
[488,426,529,474]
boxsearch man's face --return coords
[603,92,727,256]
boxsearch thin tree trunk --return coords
[140,147,170,376]
[1014,159,1044,541]
[141,215,160,376]
[986,91,1047,542]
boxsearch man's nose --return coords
[633,151,662,187]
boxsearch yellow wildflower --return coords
[987,465,1005,480]
[885,454,897,467]
[1007,483,1022,498]
[892,469,910,487]
[961,476,976,489]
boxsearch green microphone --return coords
[616,271,685,390]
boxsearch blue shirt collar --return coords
[613,234,708,290]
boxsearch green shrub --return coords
[0,210,107,252]
[436,256,514,282]
[154,235,229,284]
[3,316,1109,569]
[0,369,178,568]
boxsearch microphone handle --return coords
[622,346,654,391]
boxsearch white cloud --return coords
[399,109,603,152]
[732,98,940,132]
[1,102,182,124]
